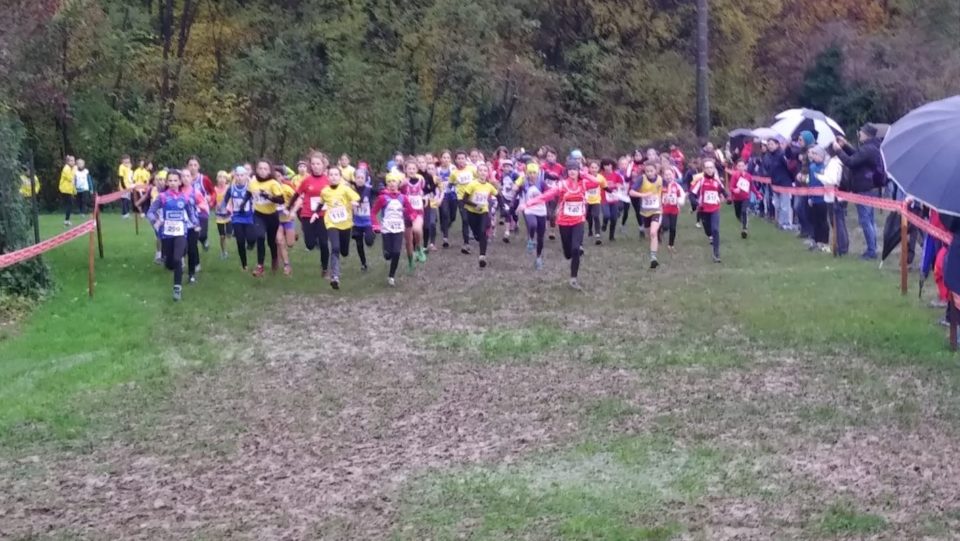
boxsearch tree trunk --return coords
[696,0,711,139]
[152,0,201,151]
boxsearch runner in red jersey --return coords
[660,167,686,253]
[519,160,601,290]
[727,159,759,239]
[599,158,624,242]
[372,174,417,287]
[697,159,727,263]
[288,152,331,275]
[400,160,427,270]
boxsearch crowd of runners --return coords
[103,145,795,301]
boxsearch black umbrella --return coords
[880,209,919,267]
[882,96,960,216]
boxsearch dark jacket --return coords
[836,138,882,194]
[942,215,960,294]
[761,148,793,187]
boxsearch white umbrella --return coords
[752,127,783,141]
[774,108,845,136]
[770,110,844,147]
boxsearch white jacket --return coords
[816,157,843,203]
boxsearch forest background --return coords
[1,0,959,212]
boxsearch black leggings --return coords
[232,222,255,268]
[186,228,200,276]
[440,195,457,240]
[254,211,280,266]
[197,215,209,246]
[467,211,490,256]
[662,214,678,247]
[587,204,601,236]
[424,208,437,245]
[459,201,471,244]
[809,201,830,244]
[62,193,74,221]
[701,211,720,257]
[733,201,749,230]
[382,232,404,278]
[162,236,187,286]
[352,225,375,267]
[602,203,619,240]
[628,197,644,229]
[525,214,547,257]
[559,223,584,278]
[300,216,330,271]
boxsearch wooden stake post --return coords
[900,212,908,296]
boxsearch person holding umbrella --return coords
[881,95,960,346]
[833,124,883,260]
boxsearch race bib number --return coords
[563,201,585,217]
[458,173,473,185]
[356,200,371,217]
[664,194,678,206]
[309,196,322,212]
[163,220,185,237]
[471,191,489,207]
[586,188,599,199]
[703,191,720,205]
[641,195,661,211]
[328,205,348,224]
[383,209,404,233]
[737,178,750,193]
[409,195,424,210]
[232,197,246,212]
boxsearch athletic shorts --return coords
[641,214,661,228]
[281,221,295,232]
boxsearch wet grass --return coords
[3,208,960,539]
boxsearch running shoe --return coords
[930,299,949,309]
[202,241,210,252]
[741,230,748,239]
[526,239,535,254]
[595,235,602,246]
[713,255,722,263]
[195,264,202,273]
[388,277,396,287]
[428,243,437,252]
[502,236,510,244]
[408,259,415,274]
[220,251,229,260]
[331,277,340,290]
[695,222,702,229]
[668,245,675,254]
[154,255,163,265]
[569,278,582,291]
[64,220,72,227]
[321,269,329,278]
[361,264,368,273]
[650,259,659,269]
[188,275,197,284]
[283,263,292,276]
[548,233,556,240]
[417,248,427,263]
[442,239,449,248]
[939,318,950,327]
[172,285,182,302]
[535,257,543,271]
[479,256,487,269]
[252,265,265,277]
[461,245,471,255]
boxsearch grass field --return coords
[2,208,959,540]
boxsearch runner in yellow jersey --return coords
[462,169,499,269]
[314,167,360,290]
[449,150,478,252]
[628,161,664,269]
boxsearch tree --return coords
[695,0,710,138]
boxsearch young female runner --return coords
[241,160,286,277]
[372,172,417,286]
[628,161,664,268]
[401,161,428,268]
[226,166,255,271]
[314,167,360,289]
[461,164,499,269]
[660,167,686,253]
[146,171,198,301]
[520,160,601,289]
[350,165,376,271]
